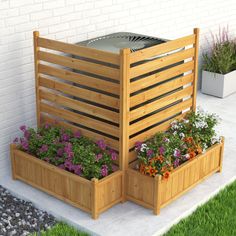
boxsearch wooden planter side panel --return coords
[128,29,200,164]
[159,142,223,208]
[10,145,123,219]
[126,141,224,214]
[11,147,92,212]
[34,32,121,153]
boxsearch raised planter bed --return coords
[10,144,123,219]
[126,139,224,214]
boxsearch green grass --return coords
[164,180,236,236]
[31,223,89,236]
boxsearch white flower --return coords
[140,144,148,152]
[194,120,208,129]
[184,154,190,159]
[179,132,185,138]
[183,119,189,124]
[173,131,177,136]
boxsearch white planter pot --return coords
[201,70,236,98]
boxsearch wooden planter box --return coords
[10,144,123,219]
[126,139,224,214]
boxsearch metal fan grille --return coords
[77,32,167,54]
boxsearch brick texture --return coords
[1,0,236,177]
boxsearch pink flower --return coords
[40,144,48,153]
[74,131,81,138]
[57,148,64,157]
[64,143,72,153]
[135,141,143,151]
[24,130,30,140]
[61,133,70,142]
[64,160,73,171]
[96,140,106,150]
[174,148,181,158]
[44,157,50,163]
[74,165,82,175]
[95,153,103,162]
[58,164,65,170]
[112,164,118,172]
[20,125,26,132]
[21,139,29,151]
[101,165,108,177]
[44,123,50,129]
[147,149,154,158]
[159,146,165,155]
[173,158,180,168]
[111,152,117,161]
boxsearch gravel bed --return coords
[0,185,56,236]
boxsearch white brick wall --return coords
[1,0,236,177]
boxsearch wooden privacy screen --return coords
[33,28,199,172]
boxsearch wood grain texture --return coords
[126,140,224,214]
[10,145,123,219]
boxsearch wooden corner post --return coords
[91,178,99,219]
[153,175,162,215]
[218,136,225,173]
[10,144,17,180]
[119,48,131,202]
[192,28,200,111]
[33,31,40,127]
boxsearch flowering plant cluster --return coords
[13,124,118,180]
[135,109,221,179]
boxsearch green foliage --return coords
[31,223,89,236]
[164,180,236,236]
[202,28,236,74]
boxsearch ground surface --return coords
[0,185,56,236]
[0,92,236,236]
[164,180,236,236]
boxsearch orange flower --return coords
[196,146,202,154]
[145,166,157,177]
[139,164,145,174]
[184,137,193,144]
[163,171,170,179]
[189,151,196,159]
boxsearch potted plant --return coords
[11,124,123,219]
[126,109,224,214]
[202,27,236,98]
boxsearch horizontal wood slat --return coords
[38,64,120,95]
[41,114,119,150]
[130,34,195,63]
[37,37,120,65]
[130,47,194,79]
[130,73,193,108]
[38,51,120,81]
[129,98,192,136]
[130,60,194,93]
[40,102,119,137]
[130,86,193,122]
[39,76,119,109]
[39,89,119,123]
[129,114,185,150]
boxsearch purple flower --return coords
[174,148,181,158]
[21,139,29,151]
[96,140,106,150]
[147,149,154,158]
[61,133,70,142]
[112,164,118,172]
[58,164,65,170]
[44,157,50,163]
[95,153,103,162]
[111,152,117,161]
[74,165,82,175]
[173,158,180,168]
[135,141,143,151]
[44,123,50,129]
[64,143,72,154]
[24,130,30,140]
[20,125,27,132]
[74,131,81,138]
[57,148,64,157]
[163,137,170,143]
[13,137,19,143]
[40,144,48,153]
[101,165,108,177]
[159,146,165,155]
[64,160,73,171]
[67,151,74,159]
